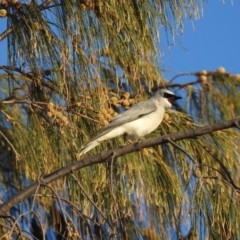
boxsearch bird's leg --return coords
[123,133,128,145]
[119,133,129,148]
[234,120,240,129]
[120,133,137,148]
[134,138,142,147]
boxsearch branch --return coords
[0,28,13,42]
[38,0,54,10]
[70,174,113,230]
[0,65,57,92]
[0,116,240,214]
[0,0,56,42]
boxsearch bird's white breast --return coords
[120,106,165,138]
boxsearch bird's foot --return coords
[120,142,127,148]
[134,138,142,147]
[120,139,133,148]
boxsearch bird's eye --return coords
[163,93,172,98]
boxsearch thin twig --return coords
[109,153,119,235]
[39,0,54,9]
[34,193,95,240]
[165,137,197,164]
[0,130,20,161]
[29,211,46,240]
[0,222,34,240]
[8,213,25,239]
[60,208,78,239]
[0,65,57,91]
[201,175,240,194]
[70,173,113,230]
[196,139,240,190]
[30,175,42,212]
[152,80,201,92]
[40,183,68,226]
[109,153,117,204]
[169,72,198,84]
[0,0,59,42]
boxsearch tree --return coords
[0,0,240,239]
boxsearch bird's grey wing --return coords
[97,99,157,134]
[81,99,156,149]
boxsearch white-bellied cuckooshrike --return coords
[78,89,181,157]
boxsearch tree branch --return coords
[0,65,57,92]
[0,28,13,42]
[0,0,56,42]
[0,116,240,214]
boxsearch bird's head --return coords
[153,89,182,109]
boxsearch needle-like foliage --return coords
[0,0,240,239]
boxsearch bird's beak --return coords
[168,95,182,103]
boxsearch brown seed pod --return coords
[47,111,53,117]
[75,102,81,107]
[235,74,240,81]
[72,115,78,121]
[97,113,105,121]
[101,109,107,115]
[106,107,114,115]
[0,9,7,18]
[11,0,19,4]
[104,113,112,121]
[110,96,119,103]
[103,47,110,55]
[122,99,130,107]
[123,92,130,99]
[193,168,202,178]
[103,120,109,126]
[199,70,207,76]
[49,108,57,116]
[141,148,149,156]
[199,75,207,83]
[79,3,86,10]
[47,102,54,110]
[217,67,226,74]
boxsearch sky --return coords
[160,0,240,81]
[0,1,239,80]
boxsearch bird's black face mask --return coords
[163,92,182,103]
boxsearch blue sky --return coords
[0,1,239,81]
[161,0,240,80]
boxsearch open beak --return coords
[168,95,182,103]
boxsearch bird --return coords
[78,89,181,157]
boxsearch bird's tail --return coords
[78,126,124,158]
[78,140,100,158]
